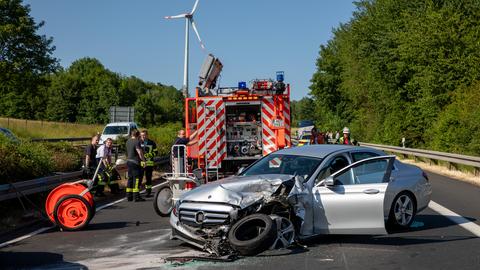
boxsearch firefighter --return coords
[83,134,99,179]
[339,127,357,145]
[126,129,146,202]
[140,130,157,197]
[172,129,198,174]
[83,134,100,195]
[95,138,120,196]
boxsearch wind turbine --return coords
[165,0,205,97]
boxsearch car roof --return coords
[275,145,382,158]
[105,122,136,126]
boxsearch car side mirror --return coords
[325,176,335,186]
[237,167,245,175]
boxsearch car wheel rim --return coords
[394,195,414,226]
[157,188,173,214]
[270,216,295,249]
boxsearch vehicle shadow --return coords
[0,251,88,269]
[302,213,478,247]
[387,214,477,233]
[304,233,477,248]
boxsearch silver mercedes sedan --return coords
[169,145,432,256]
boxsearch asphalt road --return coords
[1,171,479,270]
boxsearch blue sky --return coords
[24,0,356,100]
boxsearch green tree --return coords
[291,97,315,127]
[309,0,480,151]
[134,84,183,127]
[0,0,58,118]
[46,58,121,123]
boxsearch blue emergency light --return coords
[276,71,284,82]
[238,81,247,89]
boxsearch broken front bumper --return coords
[170,213,207,250]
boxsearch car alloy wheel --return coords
[393,194,415,227]
[269,215,295,249]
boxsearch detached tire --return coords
[228,213,277,256]
[153,186,173,216]
[54,194,93,231]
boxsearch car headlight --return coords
[173,200,180,216]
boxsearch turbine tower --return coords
[165,0,205,97]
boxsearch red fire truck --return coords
[184,55,291,181]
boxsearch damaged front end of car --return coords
[169,174,311,256]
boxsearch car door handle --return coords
[363,189,380,194]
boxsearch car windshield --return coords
[300,134,311,140]
[103,126,128,135]
[298,120,314,127]
[242,154,322,179]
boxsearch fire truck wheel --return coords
[54,194,93,231]
[228,213,277,256]
[153,186,173,216]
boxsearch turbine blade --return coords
[191,0,200,14]
[165,13,188,19]
[190,19,206,50]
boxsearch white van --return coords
[99,122,138,144]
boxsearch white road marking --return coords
[0,182,165,249]
[429,200,480,237]
[95,197,126,211]
[0,226,54,249]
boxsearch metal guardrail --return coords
[31,137,91,143]
[0,156,170,202]
[360,142,480,173]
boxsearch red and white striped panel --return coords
[197,98,226,169]
[282,97,291,146]
[269,157,282,168]
[261,97,277,155]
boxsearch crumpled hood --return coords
[179,174,294,209]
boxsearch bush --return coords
[0,136,53,184]
[44,142,83,172]
[427,83,480,156]
[0,136,83,184]
[147,122,183,156]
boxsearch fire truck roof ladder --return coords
[205,104,219,182]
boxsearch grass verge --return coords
[0,117,103,139]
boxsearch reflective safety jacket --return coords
[339,136,356,145]
[141,139,158,166]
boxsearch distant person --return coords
[172,129,198,174]
[317,130,325,144]
[335,130,340,143]
[126,129,146,202]
[83,135,99,179]
[339,127,356,145]
[140,130,158,197]
[310,127,318,145]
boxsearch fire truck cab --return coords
[184,55,291,181]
